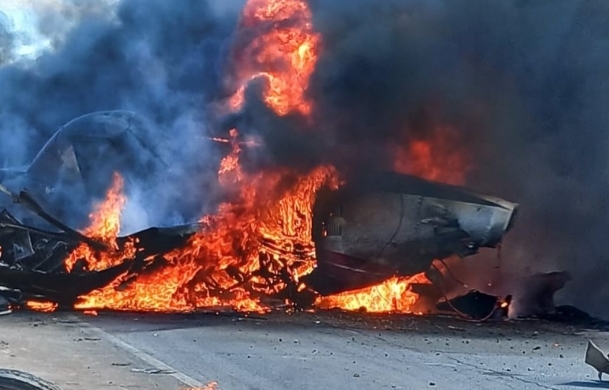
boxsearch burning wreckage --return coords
[0,111,569,320]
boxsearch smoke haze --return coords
[1,0,609,315]
[0,0,245,230]
[304,0,609,316]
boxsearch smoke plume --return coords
[303,0,609,315]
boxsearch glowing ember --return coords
[227,0,320,116]
[316,274,431,313]
[65,172,135,272]
[26,301,58,312]
[181,382,219,390]
[393,125,472,185]
[218,129,244,185]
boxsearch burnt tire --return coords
[0,369,61,390]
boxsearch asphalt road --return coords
[82,311,606,390]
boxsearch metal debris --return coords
[305,171,518,295]
[131,368,177,375]
[585,340,609,380]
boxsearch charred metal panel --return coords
[307,172,518,295]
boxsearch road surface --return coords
[0,311,605,390]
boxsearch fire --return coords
[319,123,473,314]
[317,274,431,314]
[227,0,320,116]
[73,130,340,312]
[181,382,218,390]
[25,301,57,312]
[26,0,469,317]
[393,125,472,185]
[52,0,336,314]
[65,172,135,272]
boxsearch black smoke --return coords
[295,0,609,316]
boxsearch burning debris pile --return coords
[0,0,585,320]
[0,107,553,320]
[0,129,520,317]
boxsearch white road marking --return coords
[71,316,215,389]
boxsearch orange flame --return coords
[181,382,219,390]
[393,125,472,185]
[316,274,431,313]
[227,0,320,116]
[65,172,135,273]
[60,1,472,317]
[25,301,58,313]
[323,124,471,313]
[73,132,340,312]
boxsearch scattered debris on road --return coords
[131,368,177,375]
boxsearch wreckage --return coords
[306,171,518,295]
[0,111,194,307]
[0,110,569,318]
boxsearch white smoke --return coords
[0,0,118,64]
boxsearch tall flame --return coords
[74,131,340,312]
[29,0,475,317]
[227,0,320,116]
[65,172,134,272]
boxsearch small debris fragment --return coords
[131,368,176,374]
[447,326,465,332]
[111,362,131,367]
[585,340,609,380]
[353,373,360,378]
[429,382,436,386]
